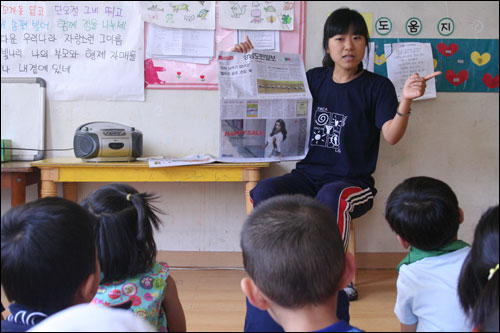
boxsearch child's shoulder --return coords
[150,261,170,275]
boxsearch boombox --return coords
[73,122,142,162]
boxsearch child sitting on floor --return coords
[385,176,473,331]
[81,183,186,332]
[458,205,499,332]
[1,197,100,332]
[240,194,361,332]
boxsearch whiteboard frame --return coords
[1,77,46,161]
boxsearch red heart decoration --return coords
[200,75,205,79]
[445,70,468,86]
[437,43,458,57]
[483,73,499,89]
[176,72,181,76]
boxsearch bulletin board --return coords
[372,38,499,92]
[145,1,306,90]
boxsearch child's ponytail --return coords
[81,183,164,283]
[126,192,162,239]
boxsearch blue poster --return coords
[371,38,499,92]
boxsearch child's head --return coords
[1,197,99,313]
[240,194,353,311]
[385,176,463,250]
[458,205,499,331]
[80,183,163,283]
[322,7,369,71]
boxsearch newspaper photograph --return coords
[217,50,312,162]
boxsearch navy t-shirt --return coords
[296,67,398,188]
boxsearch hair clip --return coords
[126,193,132,201]
[488,263,499,280]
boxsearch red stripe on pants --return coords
[337,187,363,240]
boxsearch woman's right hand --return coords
[231,36,254,53]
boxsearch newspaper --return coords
[217,50,312,162]
[144,154,216,167]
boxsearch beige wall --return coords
[1,1,499,253]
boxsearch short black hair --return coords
[458,205,499,330]
[1,197,97,313]
[322,7,370,71]
[80,183,163,284]
[241,194,345,308]
[385,176,461,250]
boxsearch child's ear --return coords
[74,270,100,305]
[339,253,356,289]
[241,277,269,311]
[458,207,464,224]
[397,235,411,249]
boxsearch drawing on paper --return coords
[141,1,215,30]
[220,1,295,30]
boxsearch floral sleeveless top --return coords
[92,261,170,332]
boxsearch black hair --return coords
[80,183,164,284]
[270,119,287,141]
[241,194,345,308]
[458,205,499,331]
[322,7,370,72]
[385,176,461,251]
[1,197,97,313]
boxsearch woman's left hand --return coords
[402,71,441,100]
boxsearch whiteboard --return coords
[1,77,46,161]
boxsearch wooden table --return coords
[31,158,269,214]
[1,161,41,207]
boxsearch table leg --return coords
[10,173,26,207]
[348,221,356,284]
[63,182,78,202]
[41,180,58,198]
[243,167,261,215]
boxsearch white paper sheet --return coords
[219,1,295,31]
[385,42,437,101]
[362,42,375,73]
[141,1,215,30]
[1,1,144,101]
[237,30,280,52]
[145,154,216,167]
[146,23,215,58]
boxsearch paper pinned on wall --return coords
[363,42,375,73]
[385,42,437,101]
[141,1,215,30]
[146,23,215,60]
[236,30,280,51]
[1,1,144,101]
[219,1,295,31]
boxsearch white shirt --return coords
[29,304,156,332]
[265,132,284,157]
[394,246,473,332]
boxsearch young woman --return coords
[264,119,287,157]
